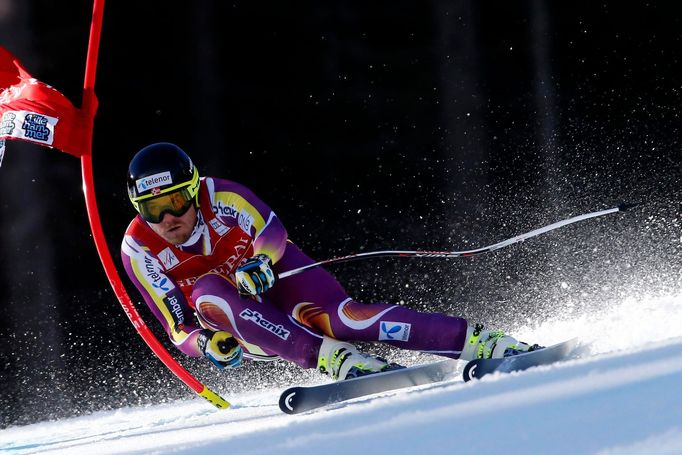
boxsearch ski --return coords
[279,359,458,414]
[462,337,580,382]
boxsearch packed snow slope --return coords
[2,294,681,455]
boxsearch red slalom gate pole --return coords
[78,0,229,408]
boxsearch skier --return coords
[121,143,539,380]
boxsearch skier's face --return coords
[149,204,198,245]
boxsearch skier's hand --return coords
[198,330,243,369]
[236,254,277,296]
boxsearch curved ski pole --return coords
[278,205,626,280]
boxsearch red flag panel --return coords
[0,46,89,158]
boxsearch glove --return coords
[236,254,277,296]
[197,330,243,369]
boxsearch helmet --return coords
[127,142,200,223]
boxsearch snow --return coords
[2,294,682,455]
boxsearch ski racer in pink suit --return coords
[121,143,539,379]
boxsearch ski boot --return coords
[317,336,401,380]
[459,323,543,360]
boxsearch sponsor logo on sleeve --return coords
[213,200,237,218]
[136,171,173,193]
[144,256,175,295]
[211,201,254,233]
[379,321,411,342]
[238,211,254,233]
[164,294,185,332]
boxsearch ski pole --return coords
[278,205,628,280]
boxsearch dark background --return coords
[1,1,681,427]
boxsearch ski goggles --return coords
[136,188,194,223]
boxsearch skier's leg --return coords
[269,243,469,359]
[270,243,540,360]
[293,297,540,360]
[193,272,395,379]
[191,272,321,368]
[319,298,469,359]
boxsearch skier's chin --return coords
[149,205,197,245]
[162,226,191,245]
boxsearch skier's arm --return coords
[121,235,204,357]
[209,178,288,263]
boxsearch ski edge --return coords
[279,359,458,415]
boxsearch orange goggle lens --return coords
[137,188,194,223]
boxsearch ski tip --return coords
[462,361,477,382]
[461,337,580,383]
[279,387,301,415]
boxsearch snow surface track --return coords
[2,337,682,454]
[2,294,682,454]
